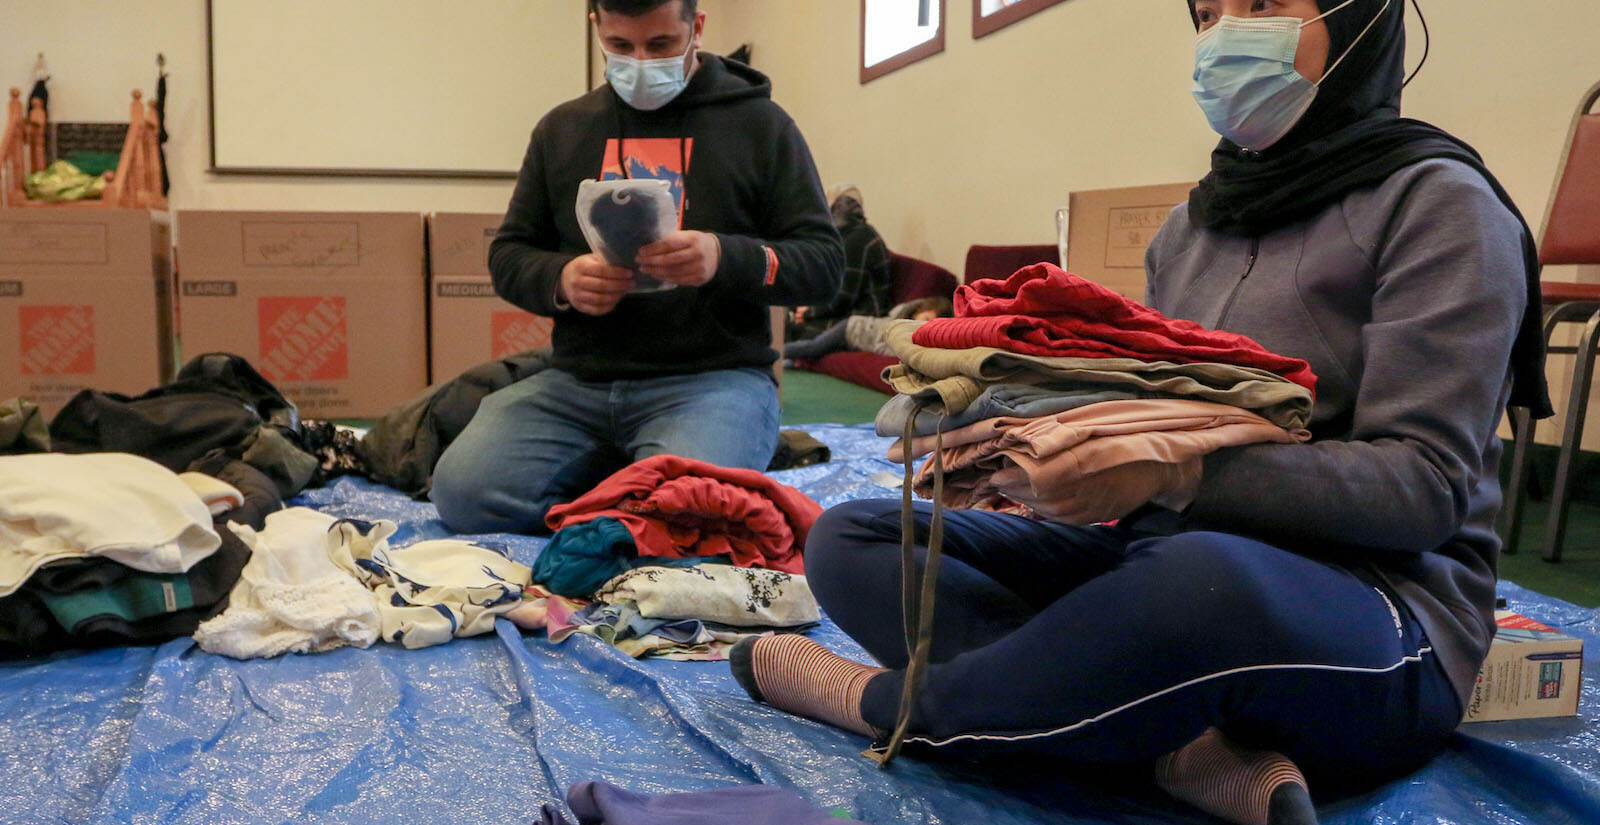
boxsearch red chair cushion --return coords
[889,253,958,305]
[964,244,1059,284]
[1540,113,1600,266]
[803,352,896,395]
[1541,281,1600,304]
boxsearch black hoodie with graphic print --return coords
[489,54,844,381]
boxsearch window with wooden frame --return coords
[973,0,1068,39]
[861,0,946,84]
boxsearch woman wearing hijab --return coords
[729,1,1546,823]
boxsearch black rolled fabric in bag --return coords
[357,348,553,498]
[48,352,318,497]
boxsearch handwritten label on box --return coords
[1103,205,1174,269]
[242,222,360,268]
[0,223,110,265]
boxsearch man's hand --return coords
[636,230,720,287]
[560,254,635,316]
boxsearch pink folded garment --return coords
[891,399,1309,512]
[891,398,1304,462]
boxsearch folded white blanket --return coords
[0,453,219,597]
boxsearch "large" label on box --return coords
[19,305,95,375]
[258,296,349,381]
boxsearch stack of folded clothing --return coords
[875,264,1316,518]
[0,452,275,656]
[509,564,821,661]
[543,455,823,582]
[512,455,826,660]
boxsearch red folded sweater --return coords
[912,264,1317,393]
[544,455,823,575]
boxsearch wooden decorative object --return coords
[1,88,165,209]
[0,88,25,206]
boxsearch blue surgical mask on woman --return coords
[604,37,696,112]
[1192,0,1390,151]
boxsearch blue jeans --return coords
[430,367,779,534]
[807,500,1463,791]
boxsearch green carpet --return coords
[1500,497,1600,608]
[780,369,889,427]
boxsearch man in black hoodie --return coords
[431,0,844,535]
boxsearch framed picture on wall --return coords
[860,0,947,84]
[973,0,1068,38]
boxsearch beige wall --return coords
[700,0,1600,446]
[3,0,524,215]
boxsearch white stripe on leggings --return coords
[899,646,1434,749]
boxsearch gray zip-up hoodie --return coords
[1143,157,1526,713]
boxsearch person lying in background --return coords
[787,185,893,341]
[783,296,953,362]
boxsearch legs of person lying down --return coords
[744,500,1461,812]
[783,320,851,361]
[431,366,779,534]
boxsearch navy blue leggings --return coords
[805,500,1463,790]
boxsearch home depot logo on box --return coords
[492,311,554,358]
[258,296,349,382]
[19,305,94,375]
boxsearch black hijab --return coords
[1184,0,1552,418]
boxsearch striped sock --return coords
[1154,728,1318,825]
[729,635,885,738]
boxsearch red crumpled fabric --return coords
[544,455,823,574]
[911,263,1317,394]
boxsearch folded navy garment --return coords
[588,189,658,268]
[540,781,861,825]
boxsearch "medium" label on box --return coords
[437,282,497,298]
[0,281,21,297]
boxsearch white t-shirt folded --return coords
[0,453,221,597]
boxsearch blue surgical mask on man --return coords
[604,36,696,112]
[1191,0,1389,151]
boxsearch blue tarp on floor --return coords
[3,424,1597,824]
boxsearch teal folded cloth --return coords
[534,518,730,599]
[534,518,637,598]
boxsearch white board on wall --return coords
[207,0,590,177]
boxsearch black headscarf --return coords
[1184,0,1552,418]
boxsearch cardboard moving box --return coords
[427,213,553,383]
[1462,611,1585,723]
[0,209,174,416]
[177,211,427,418]
[1063,182,1195,299]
